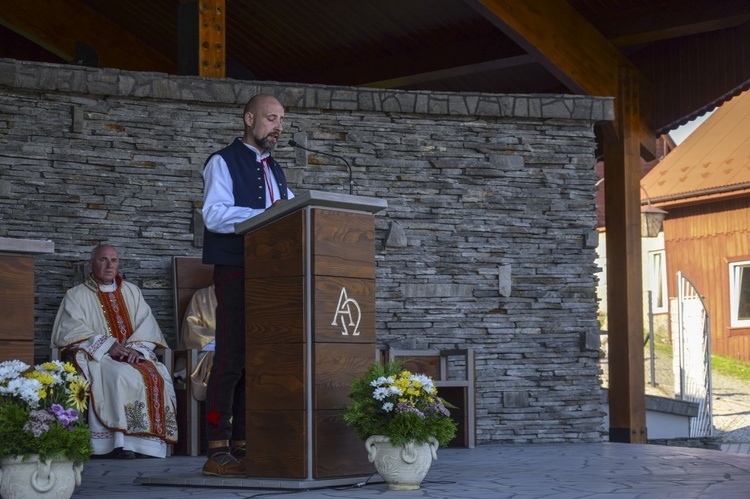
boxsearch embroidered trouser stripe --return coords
[205,265,246,442]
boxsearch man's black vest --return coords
[202,138,288,267]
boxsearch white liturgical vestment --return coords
[51,274,178,457]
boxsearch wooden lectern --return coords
[235,190,387,480]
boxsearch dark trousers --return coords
[205,265,246,443]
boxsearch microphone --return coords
[288,139,354,195]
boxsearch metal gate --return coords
[671,271,712,437]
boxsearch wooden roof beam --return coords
[466,0,623,97]
[466,0,656,159]
[605,0,750,47]
[305,35,520,87]
[0,0,175,73]
[364,54,535,89]
[611,14,750,47]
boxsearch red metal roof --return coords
[642,89,750,208]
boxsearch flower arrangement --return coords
[344,360,457,447]
[0,359,92,463]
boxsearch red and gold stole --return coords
[96,281,134,343]
[95,280,171,439]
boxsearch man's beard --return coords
[255,134,278,152]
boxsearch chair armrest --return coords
[156,348,173,374]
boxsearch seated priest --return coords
[51,244,178,459]
[180,284,217,402]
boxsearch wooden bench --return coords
[171,256,214,456]
[385,348,476,448]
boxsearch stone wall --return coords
[0,58,613,444]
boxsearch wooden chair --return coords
[386,348,476,448]
[171,256,214,456]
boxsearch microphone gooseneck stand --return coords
[288,139,354,195]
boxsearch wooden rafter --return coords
[604,0,750,47]
[467,0,625,97]
[611,14,750,47]
[364,54,536,89]
[0,0,175,73]
[311,35,522,87]
[466,0,656,158]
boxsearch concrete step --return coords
[721,443,750,454]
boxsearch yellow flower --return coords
[41,361,58,371]
[26,371,55,386]
[67,377,90,413]
[62,362,77,375]
[393,377,410,392]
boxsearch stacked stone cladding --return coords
[0,58,613,444]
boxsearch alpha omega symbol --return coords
[331,287,362,336]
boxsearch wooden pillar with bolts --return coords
[603,66,648,444]
[178,0,225,78]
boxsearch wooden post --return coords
[199,0,225,78]
[603,67,647,443]
[180,0,225,78]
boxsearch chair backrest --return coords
[387,349,442,379]
[387,348,476,448]
[172,256,214,347]
[387,348,474,383]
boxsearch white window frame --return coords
[729,260,750,328]
[647,249,668,314]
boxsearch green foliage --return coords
[0,360,92,464]
[343,360,458,447]
[712,354,750,381]
[645,341,750,382]
[0,403,91,463]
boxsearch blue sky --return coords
[668,111,715,145]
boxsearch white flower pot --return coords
[0,455,82,499]
[364,435,438,490]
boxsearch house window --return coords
[647,250,668,313]
[729,261,750,328]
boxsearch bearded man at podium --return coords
[200,94,294,476]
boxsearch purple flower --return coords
[49,404,65,416]
[24,409,55,436]
[396,401,425,419]
[32,409,56,423]
[23,420,48,437]
[425,396,451,417]
[46,406,80,429]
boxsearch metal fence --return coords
[672,271,713,437]
[600,272,713,438]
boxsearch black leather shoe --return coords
[110,448,136,459]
